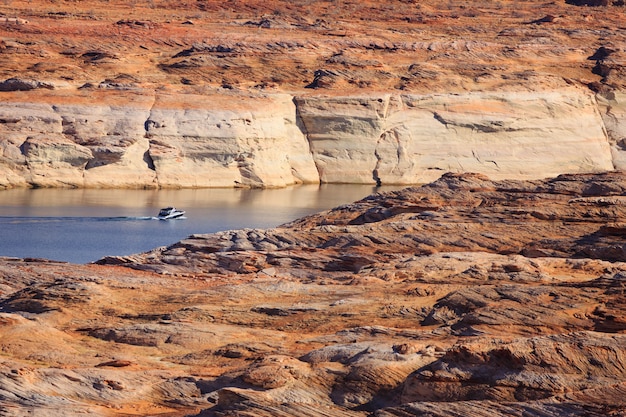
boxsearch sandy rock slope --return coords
[0,172,625,416]
[2,1,626,415]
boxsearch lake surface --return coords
[0,184,403,264]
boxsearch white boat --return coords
[157,207,186,220]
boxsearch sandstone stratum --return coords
[2,172,626,416]
[2,1,626,417]
[0,0,625,188]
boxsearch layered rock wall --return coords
[297,89,615,185]
[0,92,320,189]
[0,88,622,189]
[598,91,626,169]
[144,93,319,188]
[0,93,157,188]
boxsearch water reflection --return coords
[0,184,388,211]
[0,184,403,263]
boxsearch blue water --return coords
[0,184,400,264]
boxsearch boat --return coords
[157,207,186,220]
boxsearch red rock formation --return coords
[1,1,626,415]
[0,172,625,415]
[0,0,625,188]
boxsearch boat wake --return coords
[0,216,162,224]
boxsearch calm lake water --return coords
[0,184,402,264]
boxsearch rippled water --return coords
[0,184,402,264]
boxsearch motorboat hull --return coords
[157,207,186,220]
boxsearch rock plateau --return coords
[1,1,626,417]
[0,0,625,188]
[1,172,626,416]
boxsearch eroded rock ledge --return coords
[1,172,626,416]
[0,0,624,189]
[0,88,624,189]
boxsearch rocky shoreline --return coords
[1,172,626,416]
[1,0,626,415]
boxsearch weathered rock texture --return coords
[145,93,318,188]
[0,92,319,188]
[297,91,614,184]
[1,172,626,415]
[0,0,625,188]
[2,89,619,188]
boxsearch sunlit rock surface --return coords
[0,172,625,415]
[144,92,319,188]
[0,0,625,188]
[1,0,626,414]
[0,89,619,188]
[297,91,614,184]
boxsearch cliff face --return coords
[600,91,626,170]
[3,1,626,415]
[0,0,624,188]
[144,92,319,188]
[0,93,156,188]
[0,92,320,189]
[0,88,622,188]
[298,90,616,185]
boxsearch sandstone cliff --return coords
[0,0,624,188]
[2,1,626,415]
[0,87,623,188]
[298,90,617,184]
[2,172,626,416]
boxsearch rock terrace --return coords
[0,0,624,94]
[1,0,626,415]
[0,0,625,189]
[1,172,626,416]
